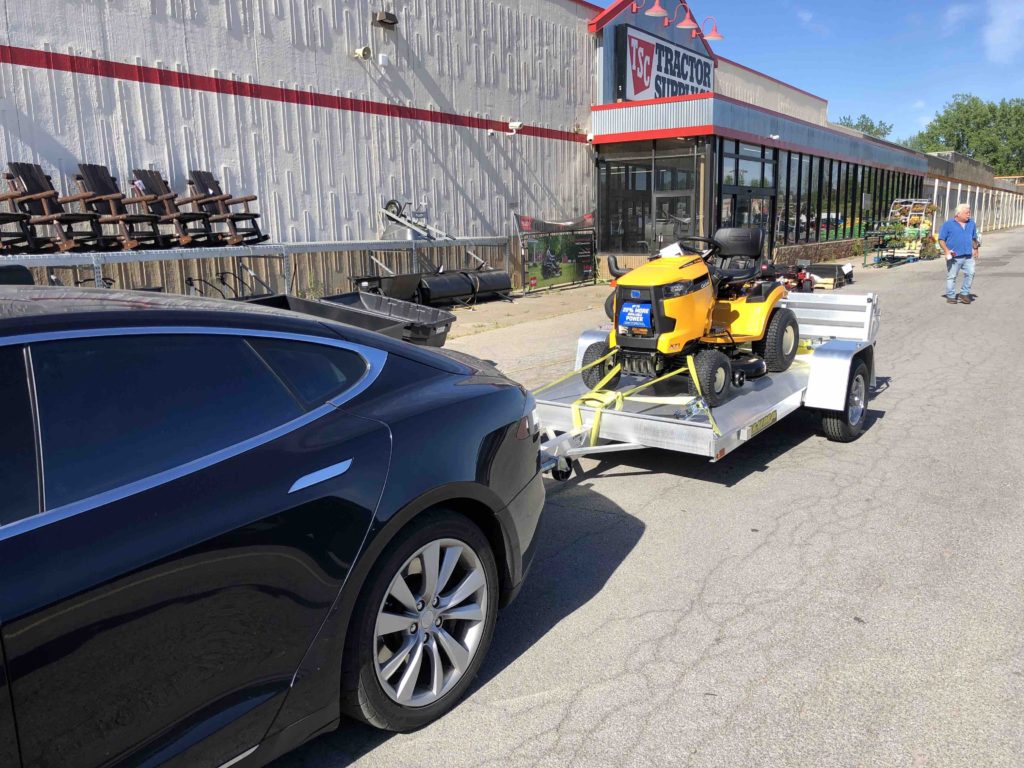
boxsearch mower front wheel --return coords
[754,308,799,372]
[581,342,620,390]
[604,291,616,321]
[693,349,732,407]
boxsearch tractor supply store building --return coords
[587,4,1024,262]
[0,0,1022,285]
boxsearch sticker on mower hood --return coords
[618,302,652,329]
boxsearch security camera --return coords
[353,46,372,60]
[487,128,495,136]
[586,132,594,143]
[508,120,523,132]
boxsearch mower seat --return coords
[710,227,764,289]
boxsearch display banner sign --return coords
[512,213,597,291]
[616,24,714,101]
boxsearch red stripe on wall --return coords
[591,125,713,144]
[0,45,587,144]
[591,91,713,112]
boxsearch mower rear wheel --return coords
[581,342,620,390]
[604,291,616,321]
[754,308,799,372]
[693,349,732,407]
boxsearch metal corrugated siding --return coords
[592,99,713,136]
[0,0,595,241]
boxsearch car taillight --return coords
[517,394,540,440]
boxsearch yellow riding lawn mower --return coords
[584,228,799,407]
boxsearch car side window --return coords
[0,346,40,525]
[31,334,305,510]
[247,337,368,409]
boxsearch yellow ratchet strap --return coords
[533,349,617,396]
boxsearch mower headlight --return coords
[663,279,699,298]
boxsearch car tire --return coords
[754,308,799,372]
[581,341,620,390]
[604,291,616,321]
[693,348,731,407]
[821,360,869,442]
[340,509,499,732]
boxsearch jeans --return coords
[946,257,975,298]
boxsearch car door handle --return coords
[289,458,353,494]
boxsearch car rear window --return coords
[31,334,305,509]
[247,337,368,408]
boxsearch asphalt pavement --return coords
[275,228,1024,768]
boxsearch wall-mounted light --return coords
[692,16,724,41]
[373,11,398,28]
[631,0,667,17]
[663,3,697,29]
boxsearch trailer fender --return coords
[803,339,874,412]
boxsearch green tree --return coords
[905,94,1024,175]
[836,113,894,139]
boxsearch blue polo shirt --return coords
[938,218,978,259]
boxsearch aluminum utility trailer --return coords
[537,292,880,478]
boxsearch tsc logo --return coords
[628,33,655,96]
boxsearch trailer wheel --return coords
[754,308,799,372]
[822,360,868,442]
[693,349,732,407]
[581,342,620,390]
[604,291,616,321]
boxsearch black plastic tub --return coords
[349,273,422,302]
[244,294,406,339]
[323,292,456,347]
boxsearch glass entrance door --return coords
[648,193,694,250]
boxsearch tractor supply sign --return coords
[616,25,714,101]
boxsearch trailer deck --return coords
[537,291,880,473]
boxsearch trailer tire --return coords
[822,360,868,442]
[693,349,732,407]
[754,308,799,372]
[604,291,616,321]
[581,342,620,390]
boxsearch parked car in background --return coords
[0,286,545,768]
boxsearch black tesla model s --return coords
[0,286,544,768]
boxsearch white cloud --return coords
[912,100,926,109]
[794,7,828,35]
[983,0,1024,64]
[944,4,971,26]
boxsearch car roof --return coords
[0,286,468,374]
[0,285,341,337]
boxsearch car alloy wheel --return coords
[373,538,489,707]
[341,510,499,731]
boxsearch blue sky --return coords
[595,0,1024,141]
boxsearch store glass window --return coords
[737,159,762,188]
[739,143,761,158]
[722,156,737,186]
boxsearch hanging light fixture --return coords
[692,16,724,41]
[630,0,668,17]
[663,3,698,29]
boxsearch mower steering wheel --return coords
[677,235,721,262]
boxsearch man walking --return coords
[938,203,980,304]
